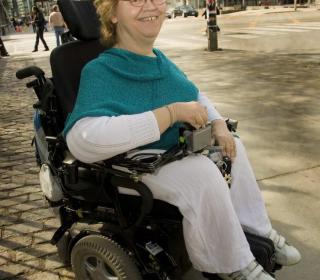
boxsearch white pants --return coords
[141,138,272,274]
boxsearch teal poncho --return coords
[63,48,198,150]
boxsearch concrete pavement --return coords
[1,16,319,280]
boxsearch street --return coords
[155,7,320,52]
[1,6,320,280]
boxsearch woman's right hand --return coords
[172,102,208,129]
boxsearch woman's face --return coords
[112,0,166,45]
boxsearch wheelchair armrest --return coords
[16,66,45,80]
[110,176,154,228]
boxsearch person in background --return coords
[49,5,66,47]
[202,2,220,32]
[11,17,17,31]
[0,36,9,57]
[32,6,49,52]
[64,0,302,279]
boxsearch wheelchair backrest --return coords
[51,0,106,125]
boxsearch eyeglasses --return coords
[121,0,166,7]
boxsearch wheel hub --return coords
[84,255,119,280]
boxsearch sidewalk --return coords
[222,5,319,16]
[0,34,319,279]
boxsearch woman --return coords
[63,0,301,278]
[32,6,49,52]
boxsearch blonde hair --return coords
[94,0,118,48]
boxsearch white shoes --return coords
[268,229,301,266]
[219,260,275,280]
[218,229,301,280]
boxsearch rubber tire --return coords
[71,235,142,280]
[56,231,71,266]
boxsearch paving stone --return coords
[7,203,39,214]
[11,176,27,185]
[0,191,8,199]
[1,195,29,207]
[43,218,60,230]
[7,190,29,198]
[0,235,33,252]
[0,262,31,279]
[55,268,75,280]
[44,254,65,270]
[9,201,45,217]
[24,258,44,271]
[0,251,11,266]
[28,194,43,202]
[16,243,57,262]
[0,215,19,226]
[2,222,43,238]
[0,183,24,191]
[20,186,41,194]
[25,179,40,185]
[33,230,55,245]
[25,271,60,280]
[0,161,24,168]
[20,208,54,221]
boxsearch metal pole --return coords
[207,0,218,51]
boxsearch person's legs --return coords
[33,29,40,51]
[229,138,301,266]
[54,27,64,46]
[229,138,272,236]
[141,155,254,274]
[54,28,60,46]
[0,37,9,56]
[38,26,49,50]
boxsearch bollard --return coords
[206,0,218,51]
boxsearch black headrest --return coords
[50,40,106,125]
[58,0,101,41]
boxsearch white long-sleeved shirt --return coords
[66,92,222,163]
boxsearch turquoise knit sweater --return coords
[63,48,198,150]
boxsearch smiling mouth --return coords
[140,16,158,22]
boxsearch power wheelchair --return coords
[16,0,282,279]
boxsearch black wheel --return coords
[71,235,142,280]
[56,231,71,266]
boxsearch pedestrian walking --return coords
[202,1,220,32]
[11,18,17,31]
[0,36,9,57]
[49,5,66,47]
[31,6,49,52]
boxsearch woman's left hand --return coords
[211,119,236,161]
